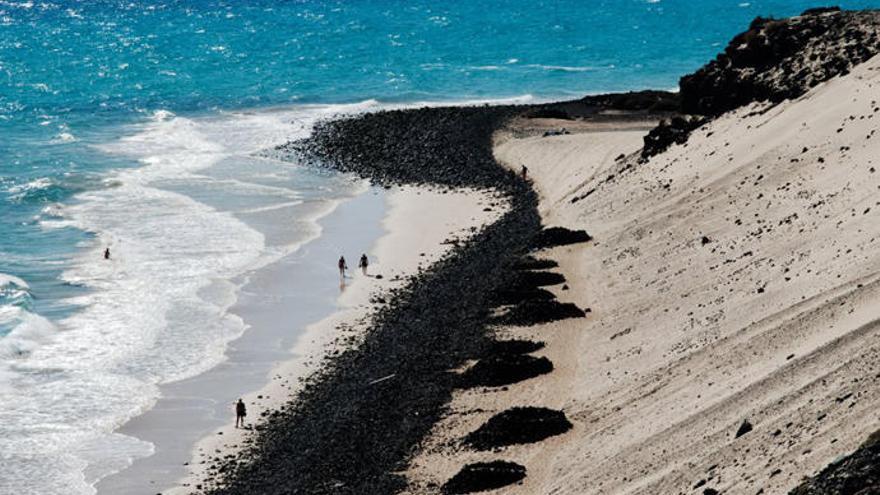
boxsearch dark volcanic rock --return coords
[641,115,708,159]
[486,339,545,356]
[492,286,556,306]
[497,300,587,326]
[442,461,526,494]
[790,429,880,494]
[459,353,553,388]
[735,419,754,438]
[465,407,573,450]
[639,9,880,160]
[523,90,679,121]
[533,90,680,119]
[515,270,566,287]
[532,226,592,249]
[511,256,559,271]
[492,270,566,306]
[285,105,525,189]
[524,107,574,120]
[578,90,681,113]
[680,9,880,116]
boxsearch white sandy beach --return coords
[404,55,880,494]
[137,184,508,494]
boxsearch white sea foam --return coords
[0,100,386,495]
[0,272,30,289]
[7,176,52,198]
[52,131,77,143]
[526,64,597,72]
[0,310,56,359]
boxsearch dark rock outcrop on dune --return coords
[459,353,553,388]
[790,430,880,494]
[641,115,708,160]
[514,270,566,287]
[492,286,556,306]
[511,256,559,271]
[442,461,527,494]
[681,8,880,117]
[497,300,587,326]
[578,90,681,113]
[532,226,592,249]
[203,108,542,494]
[734,419,753,438]
[526,90,680,119]
[486,339,545,356]
[464,407,573,450]
[640,9,880,160]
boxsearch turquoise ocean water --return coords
[2,1,880,493]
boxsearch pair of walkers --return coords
[338,253,369,278]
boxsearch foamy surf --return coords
[0,101,378,495]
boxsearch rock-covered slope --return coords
[491,39,880,495]
[791,431,880,494]
[681,7,880,116]
[643,8,880,159]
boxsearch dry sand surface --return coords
[404,57,880,494]
[164,185,505,494]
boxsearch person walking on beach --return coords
[338,256,348,279]
[235,398,247,428]
[358,253,369,275]
[103,247,111,260]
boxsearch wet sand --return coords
[96,185,386,493]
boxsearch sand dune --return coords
[405,52,880,495]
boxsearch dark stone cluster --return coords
[464,407,573,450]
[640,9,880,159]
[680,8,880,117]
[283,105,526,190]
[459,352,553,388]
[531,226,592,249]
[641,115,708,160]
[789,430,880,494]
[441,461,527,494]
[496,299,587,326]
[525,90,680,119]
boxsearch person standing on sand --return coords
[338,256,348,279]
[235,398,246,428]
[104,247,110,260]
[521,165,528,180]
[359,253,369,275]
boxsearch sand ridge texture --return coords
[473,52,880,494]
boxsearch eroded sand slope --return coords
[410,54,880,495]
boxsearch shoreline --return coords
[148,184,505,494]
[192,105,543,494]
[94,182,384,494]
[83,94,625,494]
